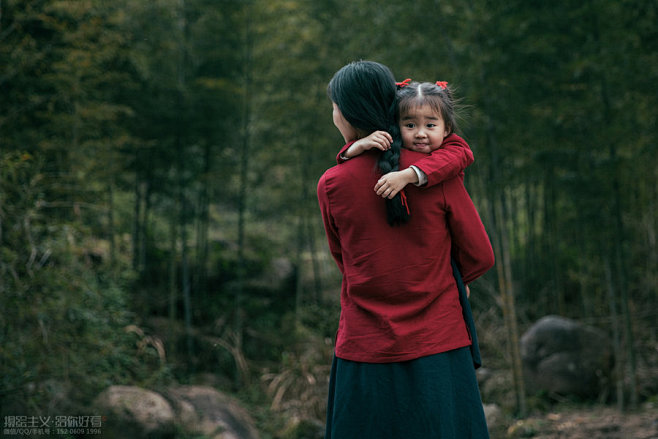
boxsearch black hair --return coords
[397,81,459,135]
[328,61,410,226]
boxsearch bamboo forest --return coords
[1,0,657,438]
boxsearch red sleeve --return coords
[335,141,357,164]
[442,177,494,283]
[317,173,344,273]
[412,134,474,187]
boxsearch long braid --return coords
[378,100,410,226]
[328,61,411,226]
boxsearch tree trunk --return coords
[297,156,322,306]
[169,170,178,357]
[306,215,322,305]
[492,191,527,417]
[234,0,253,387]
[176,0,193,366]
[610,143,638,409]
[195,142,211,304]
[142,176,152,279]
[543,165,563,315]
[107,179,116,268]
[470,18,528,411]
[523,182,537,297]
[180,205,193,363]
[132,173,143,271]
[604,255,624,410]
[592,8,639,408]
[169,213,178,323]
[294,213,304,328]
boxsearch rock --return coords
[476,367,494,386]
[166,385,259,439]
[277,416,324,439]
[507,418,545,438]
[479,368,513,404]
[483,403,503,431]
[94,385,260,439]
[520,315,613,399]
[260,257,296,294]
[94,385,175,438]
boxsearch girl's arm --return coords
[335,131,392,164]
[335,141,355,164]
[410,133,473,187]
[374,133,473,199]
[373,168,420,199]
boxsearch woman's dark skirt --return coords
[324,347,490,439]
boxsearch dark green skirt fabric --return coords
[452,259,482,369]
[324,347,490,439]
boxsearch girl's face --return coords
[332,102,360,142]
[399,104,449,154]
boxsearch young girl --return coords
[337,80,472,203]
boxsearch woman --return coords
[317,60,495,438]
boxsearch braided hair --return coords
[328,61,410,226]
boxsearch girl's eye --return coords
[405,123,415,128]
[427,124,436,128]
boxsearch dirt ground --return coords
[502,405,658,439]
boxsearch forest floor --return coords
[502,404,657,439]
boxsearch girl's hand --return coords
[375,168,417,199]
[345,130,393,158]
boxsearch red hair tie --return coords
[400,190,410,215]
[396,78,412,88]
[435,81,448,90]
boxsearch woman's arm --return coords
[317,173,344,273]
[443,176,494,283]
